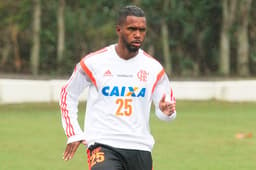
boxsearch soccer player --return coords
[60,5,176,170]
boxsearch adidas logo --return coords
[104,70,112,76]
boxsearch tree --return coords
[237,0,252,76]
[0,1,30,72]
[11,24,22,72]
[0,0,254,76]
[161,0,172,76]
[30,0,41,75]
[0,28,11,69]
[219,0,237,76]
[57,0,65,68]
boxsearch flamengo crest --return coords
[137,70,149,82]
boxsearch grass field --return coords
[0,101,255,170]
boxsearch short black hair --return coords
[117,5,145,25]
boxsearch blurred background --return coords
[0,0,255,79]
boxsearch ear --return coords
[116,25,121,33]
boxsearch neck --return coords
[115,44,138,60]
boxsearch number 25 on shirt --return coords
[115,98,133,116]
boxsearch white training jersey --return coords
[60,44,176,152]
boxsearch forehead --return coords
[124,16,146,27]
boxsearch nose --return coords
[134,30,141,38]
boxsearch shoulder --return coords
[79,45,114,73]
[139,49,163,70]
[80,45,113,63]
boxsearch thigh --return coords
[120,149,152,170]
[87,144,126,170]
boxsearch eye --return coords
[139,28,146,32]
[127,27,146,33]
[127,27,137,31]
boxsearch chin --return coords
[128,46,140,52]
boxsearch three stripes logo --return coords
[104,70,112,76]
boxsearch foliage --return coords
[0,0,255,77]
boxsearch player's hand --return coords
[63,140,86,161]
[159,94,176,116]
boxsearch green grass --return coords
[0,101,255,170]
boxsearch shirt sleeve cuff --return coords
[155,108,177,122]
[67,133,86,144]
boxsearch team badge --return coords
[137,70,149,82]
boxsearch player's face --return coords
[117,16,147,52]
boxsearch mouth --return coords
[131,41,142,47]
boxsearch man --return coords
[60,5,176,170]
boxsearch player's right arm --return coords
[59,63,91,160]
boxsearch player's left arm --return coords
[152,73,176,121]
[159,91,176,116]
